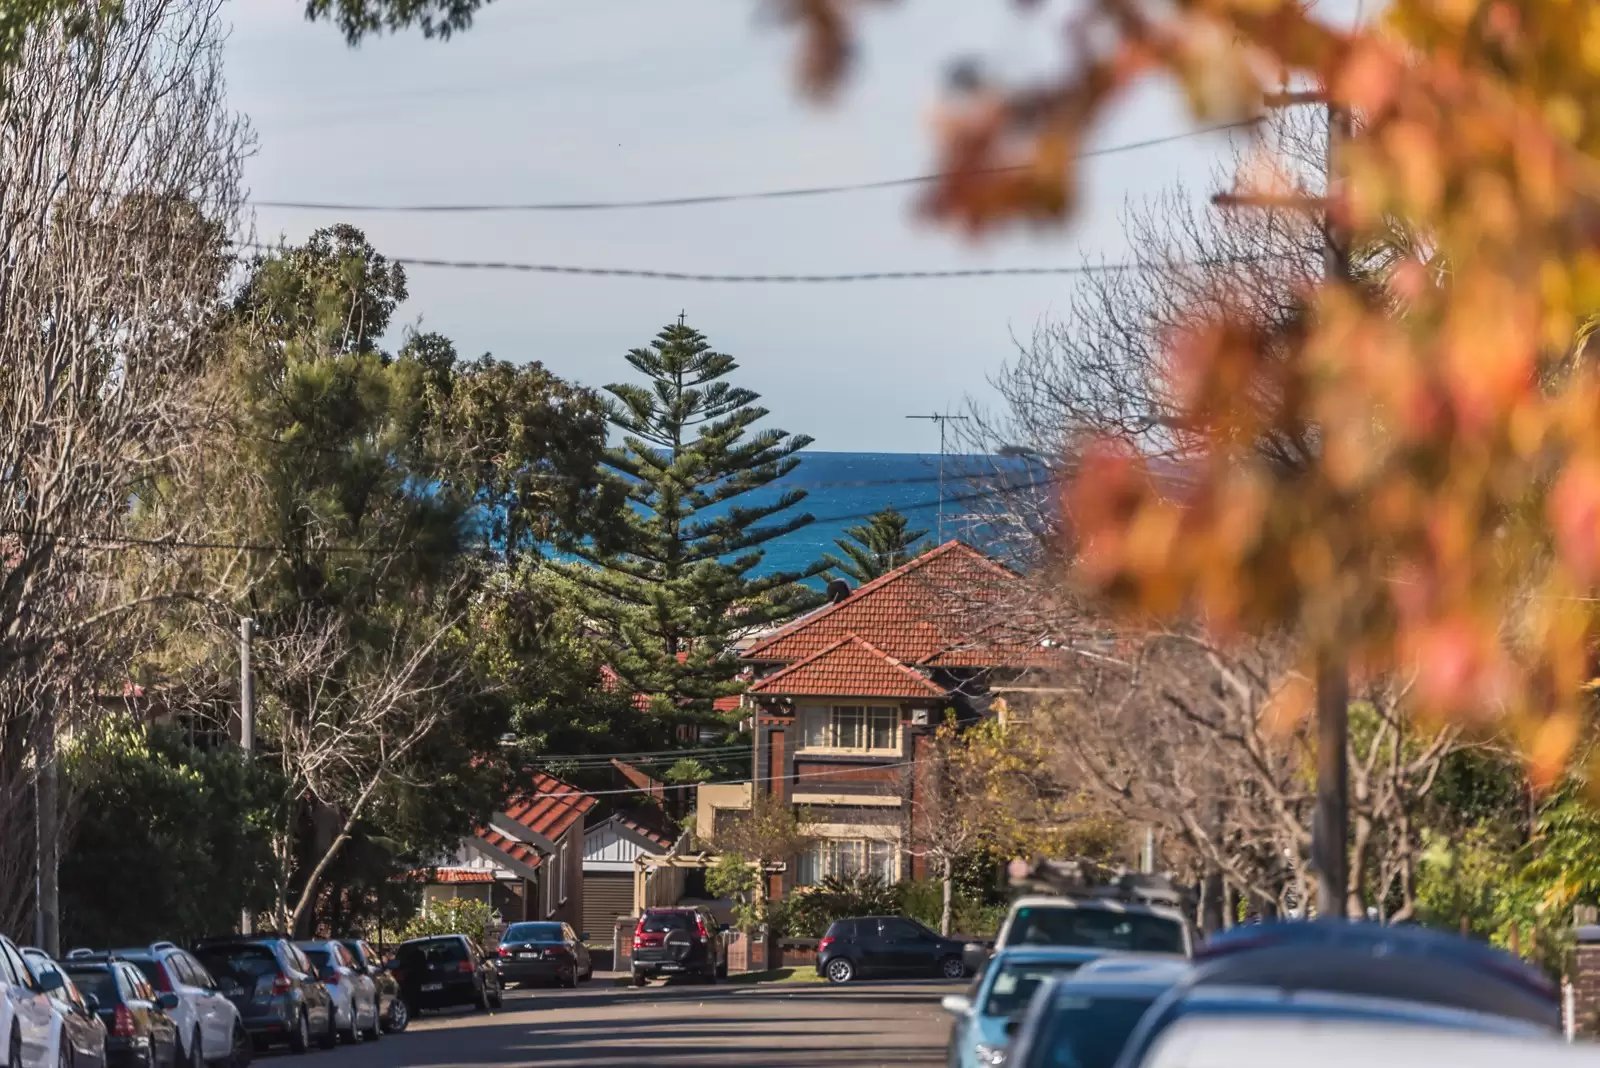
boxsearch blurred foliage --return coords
[61,721,285,948]
[400,896,499,947]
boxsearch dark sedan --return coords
[64,961,180,1068]
[493,923,592,989]
[391,936,501,1015]
[816,916,969,984]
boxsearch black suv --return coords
[391,935,501,1015]
[816,916,969,984]
[191,936,336,1053]
[630,907,728,986]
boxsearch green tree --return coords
[823,507,930,584]
[560,318,822,725]
[61,722,285,948]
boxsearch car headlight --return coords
[974,1043,1008,1067]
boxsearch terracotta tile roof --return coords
[742,541,1021,665]
[500,772,596,845]
[747,634,947,699]
[713,694,743,714]
[474,827,544,870]
[614,806,678,851]
[416,868,499,885]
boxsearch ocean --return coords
[728,451,1010,579]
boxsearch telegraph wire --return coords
[248,121,1259,215]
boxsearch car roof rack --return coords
[1010,857,1193,909]
[148,941,177,953]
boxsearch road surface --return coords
[316,979,953,1067]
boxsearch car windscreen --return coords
[982,960,1090,1018]
[398,940,468,966]
[1036,992,1161,1068]
[196,946,280,984]
[640,913,695,934]
[128,959,165,989]
[503,923,565,943]
[66,968,119,1006]
[1011,908,1185,954]
[301,948,332,972]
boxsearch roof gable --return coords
[743,540,1021,665]
[747,634,947,699]
[499,772,596,848]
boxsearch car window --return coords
[66,968,118,1007]
[123,965,152,1001]
[1011,908,1185,955]
[880,918,926,940]
[289,946,311,974]
[196,945,279,986]
[640,912,694,934]
[504,923,565,942]
[185,956,216,989]
[982,960,1090,1018]
[1,944,34,990]
[398,940,467,967]
[1038,992,1163,1068]
[302,948,332,973]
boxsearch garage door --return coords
[583,871,634,939]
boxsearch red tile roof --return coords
[747,634,947,699]
[500,772,596,845]
[743,541,1021,666]
[416,868,499,885]
[613,807,678,852]
[713,694,743,713]
[474,827,544,870]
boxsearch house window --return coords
[801,706,899,753]
[558,839,570,904]
[795,838,898,886]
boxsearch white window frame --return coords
[799,705,900,754]
[558,839,570,904]
[795,837,899,886]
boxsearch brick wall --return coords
[1573,925,1600,1036]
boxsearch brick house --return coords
[419,772,595,931]
[734,540,1041,900]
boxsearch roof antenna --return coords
[905,412,969,542]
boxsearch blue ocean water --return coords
[730,452,1002,578]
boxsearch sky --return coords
[224,0,1249,452]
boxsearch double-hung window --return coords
[795,838,898,886]
[802,706,899,753]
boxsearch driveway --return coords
[316,980,954,1067]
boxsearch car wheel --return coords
[938,955,965,981]
[487,981,502,1011]
[341,1005,362,1045]
[187,1031,204,1068]
[287,1011,310,1056]
[383,998,409,1034]
[630,972,647,988]
[228,1021,252,1068]
[58,1037,72,1068]
[474,981,491,1013]
[825,957,855,984]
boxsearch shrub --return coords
[783,874,902,938]
[402,897,499,947]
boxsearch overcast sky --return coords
[224,0,1248,452]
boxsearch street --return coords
[319,980,952,1068]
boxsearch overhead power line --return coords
[526,759,917,799]
[248,121,1258,215]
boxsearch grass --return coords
[608,967,825,987]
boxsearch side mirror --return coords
[83,993,100,1013]
[1005,1016,1023,1037]
[940,994,972,1016]
[36,970,65,994]
[157,993,180,1011]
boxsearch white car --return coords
[65,944,242,1068]
[18,950,107,1068]
[1137,1015,1579,1068]
[0,937,53,1068]
[292,942,378,1044]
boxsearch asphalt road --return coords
[306,979,954,1067]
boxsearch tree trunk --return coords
[940,856,954,937]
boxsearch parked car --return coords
[60,959,179,1068]
[816,916,969,985]
[1190,922,1560,1031]
[493,923,592,989]
[17,950,108,1068]
[335,942,405,1034]
[1005,957,1192,1068]
[966,895,1192,973]
[63,945,242,1068]
[1114,987,1556,1068]
[390,936,501,1015]
[940,947,1110,1068]
[291,942,377,1044]
[191,937,334,1054]
[1133,1013,1583,1068]
[630,907,728,986]
[0,935,54,1068]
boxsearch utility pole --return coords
[34,697,59,955]
[1215,87,1352,920]
[239,616,255,934]
[905,413,969,542]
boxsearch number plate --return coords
[657,963,681,971]
[421,983,443,992]
[517,952,536,959]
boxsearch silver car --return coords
[291,943,378,1044]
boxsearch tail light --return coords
[633,918,663,949]
[391,970,406,984]
[323,971,341,986]
[270,974,292,996]
[496,946,510,958]
[456,961,474,974]
[818,937,834,953]
[547,945,572,958]
[695,917,709,939]
[112,1006,136,1038]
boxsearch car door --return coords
[877,918,936,975]
[177,955,226,1059]
[0,940,25,1067]
[340,945,374,1023]
[1,942,51,1066]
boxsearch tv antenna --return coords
[905,412,969,541]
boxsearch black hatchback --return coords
[391,936,502,1014]
[63,960,180,1068]
[816,916,970,984]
